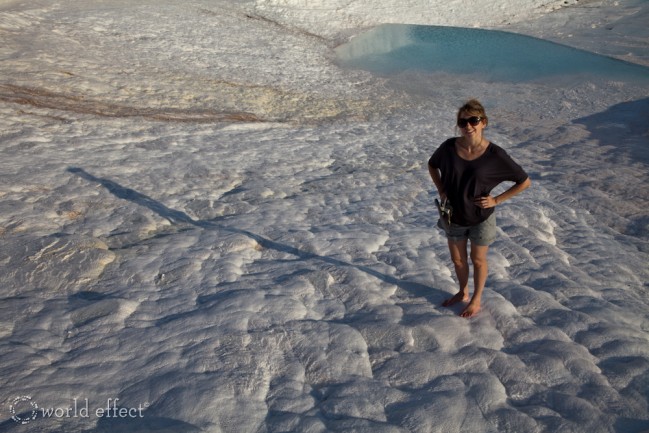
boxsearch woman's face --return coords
[458,111,486,139]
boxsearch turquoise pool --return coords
[335,24,649,83]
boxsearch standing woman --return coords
[428,99,531,318]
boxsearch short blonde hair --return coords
[457,99,488,127]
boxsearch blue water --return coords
[335,24,649,83]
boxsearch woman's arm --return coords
[428,163,447,201]
[475,177,531,209]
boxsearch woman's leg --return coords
[460,243,489,317]
[442,238,470,306]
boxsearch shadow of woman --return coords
[66,167,445,303]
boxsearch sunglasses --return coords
[457,116,483,128]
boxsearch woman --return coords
[428,99,531,318]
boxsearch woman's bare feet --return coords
[442,291,469,307]
[460,300,481,318]
[442,292,480,317]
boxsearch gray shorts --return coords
[438,212,497,246]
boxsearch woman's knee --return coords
[470,246,489,268]
[449,245,469,268]
[451,255,468,268]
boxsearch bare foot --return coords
[442,291,469,307]
[460,301,481,318]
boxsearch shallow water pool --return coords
[335,24,649,83]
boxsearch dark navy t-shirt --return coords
[429,138,528,226]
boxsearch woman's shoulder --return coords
[432,137,455,153]
[429,138,456,165]
[487,141,514,156]
[440,137,456,148]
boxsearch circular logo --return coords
[9,396,38,424]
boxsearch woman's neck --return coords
[458,135,485,151]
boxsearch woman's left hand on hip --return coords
[474,195,497,209]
